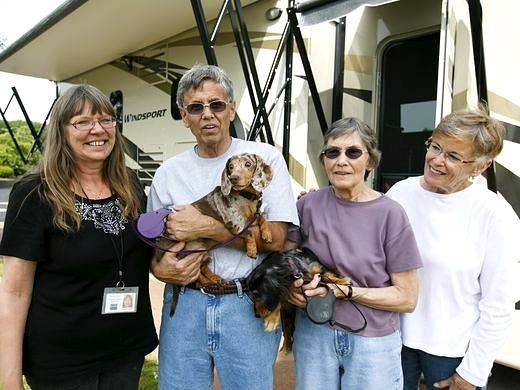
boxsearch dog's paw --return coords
[264,317,280,332]
[338,277,351,285]
[246,247,258,258]
[261,229,273,244]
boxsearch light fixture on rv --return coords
[265,7,282,21]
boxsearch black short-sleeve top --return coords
[0,176,158,382]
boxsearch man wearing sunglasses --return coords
[147,64,298,389]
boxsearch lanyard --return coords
[79,184,126,289]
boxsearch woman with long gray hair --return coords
[0,85,158,389]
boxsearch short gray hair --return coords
[320,117,381,176]
[176,64,234,107]
[434,105,505,161]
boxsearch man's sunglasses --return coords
[321,147,366,160]
[184,100,230,115]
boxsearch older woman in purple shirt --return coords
[287,117,422,390]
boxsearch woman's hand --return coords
[1,377,24,390]
[287,274,328,308]
[297,188,316,200]
[434,372,476,390]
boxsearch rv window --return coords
[400,101,436,133]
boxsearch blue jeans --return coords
[158,282,281,390]
[402,346,486,390]
[293,309,403,390]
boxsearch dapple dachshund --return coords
[162,153,274,314]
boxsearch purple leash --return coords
[132,208,259,255]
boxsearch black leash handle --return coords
[301,282,367,333]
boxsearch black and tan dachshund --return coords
[246,247,350,351]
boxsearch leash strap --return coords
[329,300,367,333]
[300,281,367,333]
[132,211,259,255]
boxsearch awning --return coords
[297,0,399,26]
[0,0,258,81]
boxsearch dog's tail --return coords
[280,304,296,353]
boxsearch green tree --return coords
[0,121,43,176]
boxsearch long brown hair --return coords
[30,84,141,231]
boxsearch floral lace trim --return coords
[75,198,128,235]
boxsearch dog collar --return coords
[238,190,260,201]
[287,258,303,279]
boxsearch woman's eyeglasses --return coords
[321,147,366,160]
[425,139,475,165]
[70,117,117,131]
[184,100,230,115]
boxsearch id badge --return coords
[101,286,139,314]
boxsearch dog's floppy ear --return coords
[251,154,273,193]
[221,159,233,195]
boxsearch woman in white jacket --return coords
[387,106,520,390]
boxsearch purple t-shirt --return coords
[288,187,422,337]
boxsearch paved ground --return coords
[0,178,14,224]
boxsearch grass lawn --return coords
[139,357,159,389]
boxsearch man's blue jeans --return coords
[402,345,486,390]
[158,282,281,390]
[293,310,403,390]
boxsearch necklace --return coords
[78,183,126,287]
[80,183,109,200]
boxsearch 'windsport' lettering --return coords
[124,109,167,123]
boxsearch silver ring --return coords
[199,287,214,296]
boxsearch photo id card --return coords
[101,286,139,314]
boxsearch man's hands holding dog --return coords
[165,205,216,241]
[288,274,328,308]
[150,242,205,285]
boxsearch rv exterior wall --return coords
[62,0,519,203]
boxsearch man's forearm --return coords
[202,219,287,252]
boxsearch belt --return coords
[186,279,248,295]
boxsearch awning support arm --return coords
[467,0,496,192]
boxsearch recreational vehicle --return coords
[0,0,519,371]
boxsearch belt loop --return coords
[234,279,243,297]
[180,286,186,294]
